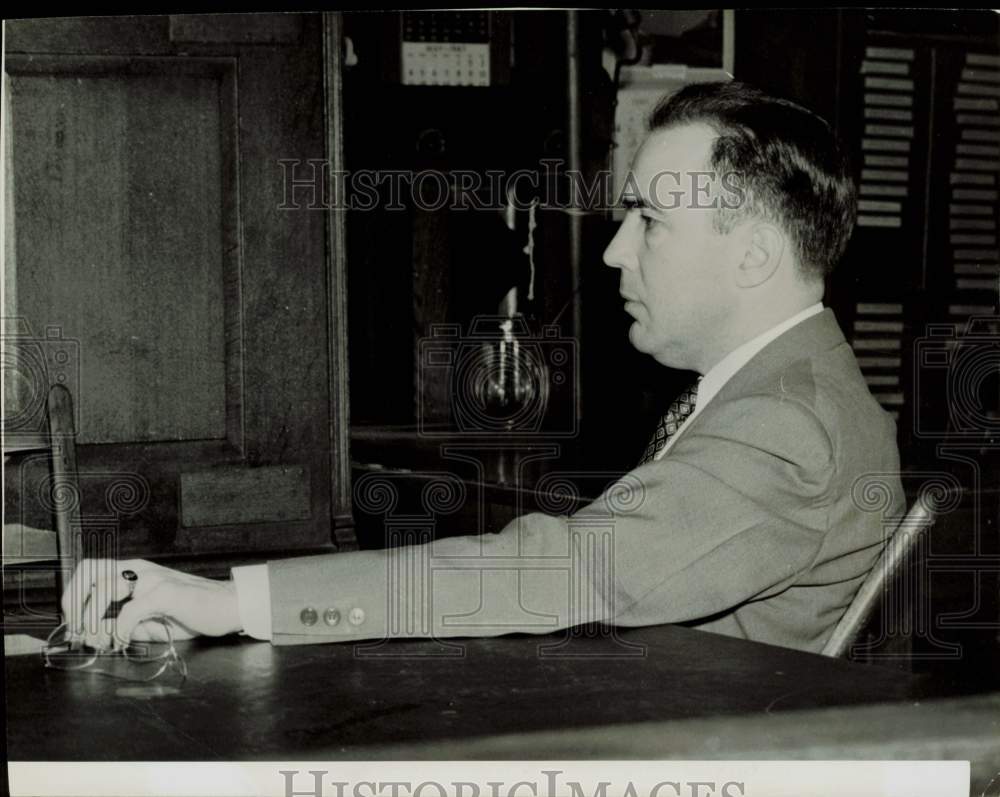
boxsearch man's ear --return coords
[736,223,785,288]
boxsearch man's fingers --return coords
[63,561,235,648]
[61,558,98,631]
[63,558,109,636]
[62,559,158,642]
[112,587,171,647]
[59,560,80,621]
[83,559,124,637]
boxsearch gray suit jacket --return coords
[267,309,905,653]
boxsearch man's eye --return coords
[641,213,657,229]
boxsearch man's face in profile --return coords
[603,122,744,371]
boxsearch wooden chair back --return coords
[822,491,938,659]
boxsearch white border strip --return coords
[8,761,970,797]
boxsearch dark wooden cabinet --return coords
[4,14,355,585]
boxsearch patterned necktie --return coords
[638,380,700,465]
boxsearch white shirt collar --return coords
[654,303,824,460]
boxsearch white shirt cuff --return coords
[230,564,273,641]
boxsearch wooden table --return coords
[7,623,938,761]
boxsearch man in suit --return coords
[63,81,904,655]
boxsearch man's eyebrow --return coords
[623,195,672,220]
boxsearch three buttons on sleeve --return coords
[299,606,364,627]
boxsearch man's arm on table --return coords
[233,393,837,645]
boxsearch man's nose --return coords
[603,218,637,272]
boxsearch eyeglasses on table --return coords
[42,616,188,683]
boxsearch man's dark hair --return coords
[649,81,856,280]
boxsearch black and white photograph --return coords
[2,9,999,797]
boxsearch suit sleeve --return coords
[267,394,835,645]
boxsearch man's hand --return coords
[61,559,243,650]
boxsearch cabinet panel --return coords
[10,57,236,445]
[4,14,356,570]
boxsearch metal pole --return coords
[322,13,357,549]
[566,10,584,428]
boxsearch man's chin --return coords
[627,323,652,354]
[628,326,682,368]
